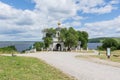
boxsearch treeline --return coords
[89,38,104,43]
[34,27,89,51]
[98,38,120,51]
[89,37,120,43]
[0,46,17,54]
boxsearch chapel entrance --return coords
[56,44,61,51]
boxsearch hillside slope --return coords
[89,37,120,43]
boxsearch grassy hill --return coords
[89,37,120,43]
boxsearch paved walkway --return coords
[16,52,120,80]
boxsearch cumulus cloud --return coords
[0,1,47,41]
[81,16,120,38]
[34,0,77,18]
[109,0,120,5]
[72,16,84,21]
[0,0,119,40]
[77,0,119,14]
[0,0,79,41]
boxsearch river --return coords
[0,41,102,52]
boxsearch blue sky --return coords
[0,0,120,41]
[0,0,35,10]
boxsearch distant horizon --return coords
[0,36,119,41]
[0,0,120,41]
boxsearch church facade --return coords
[49,27,65,51]
[47,23,81,51]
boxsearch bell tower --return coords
[49,22,64,51]
[56,22,61,38]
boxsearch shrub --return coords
[102,38,118,50]
[33,42,44,51]
[0,46,17,54]
[97,46,104,50]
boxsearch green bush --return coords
[117,44,120,50]
[0,46,17,54]
[33,42,44,51]
[97,46,104,50]
[101,38,119,50]
[111,47,117,51]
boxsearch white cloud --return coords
[86,5,115,14]
[77,0,119,14]
[109,0,120,5]
[78,0,105,8]
[34,0,77,20]
[0,1,46,41]
[69,21,81,27]
[0,2,22,19]
[0,0,79,41]
[72,16,84,21]
[81,16,120,38]
[0,0,119,40]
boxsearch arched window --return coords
[58,32,60,36]
[56,31,60,37]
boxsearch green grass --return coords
[76,50,120,63]
[79,50,94,53]
[94,50,120,62]
[99,50,120,55]
[0,56,74,80]
[91,55,120,63]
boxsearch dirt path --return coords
[15,52,120,80]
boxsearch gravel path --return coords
[17,52,120,80]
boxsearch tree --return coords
[82,31,88,42]
[64,31,78,50]
[43,28,56,38]
[42,28,55,48]
[102,38,118,50]
[77,31,88,49]
[43,37,52,48]
[79,37,87,48]
[60,28,67,41]
[33,42,44,51]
